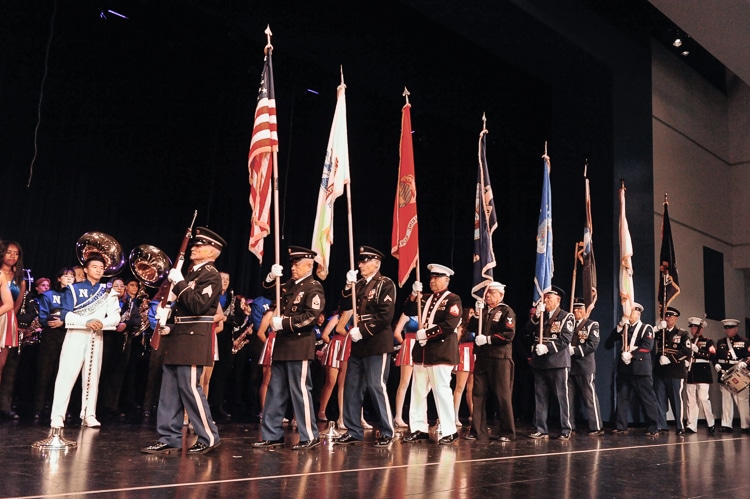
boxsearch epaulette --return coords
[204,264,218,272]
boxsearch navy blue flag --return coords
[471,128,498,301]
[533,151,553,304]
[658,196,680,311]
[581,171,597,314]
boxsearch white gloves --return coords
[168,268,184,284]
[271,316,283,331]
[617,317,629,331]
[416,329,427,341]
[691,344,699,353]
[418,339,428,346]
[412,281,423,295]
[659,355,670,366]
[475,335,488,346]
[349,326,362,343]
[621,351,632,364]
[535,343,548,356]
[155,306,171,324]
[715,364,723,373]
[535,301,545,318]
[740,361,748,370]
[658,320,667,330]
[346,270,358,285]
[568,345,575,355]
[475,300,485,311]
[266,264,284,282]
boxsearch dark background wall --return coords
[1,0,656,421]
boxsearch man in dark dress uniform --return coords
[713,318,750,433]
[525,285,574,440]
[402,264,462,445]
[332,246,396,447]
[611,303,661,436]
[653,306,691,435]
[685,316,715,433]
[567,298,603,435]
[253,246,325,450]
[141,227,225,455]
[466,281,516,442]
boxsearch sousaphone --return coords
[75,231,126,276]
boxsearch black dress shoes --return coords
[333,433,362,445]
[438,433,459,445]
[292,436,321,450]
[720,426,734,433]
[373,436,393,446]
[676,429,686,436]
[708,425,716,434]
[464,432,478,441]
[141,441,179,454]
[253,438,285,448]
[611,429,628,435]
[403,430,430,443]
[188,440,221,455]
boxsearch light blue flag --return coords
[533,152,553,304]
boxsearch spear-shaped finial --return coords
[264,25,273,54]
[664,192,669,205]
[403,87,410,105]
[482,112,487,132]
[340,65,346,87]
[584,159,588,178]
[620,178,626,190]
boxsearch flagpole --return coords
[476,114,489,337]
[570,242,579,312]
[264,26,282,313]
[340,68,358,327]
[538,142,549,345]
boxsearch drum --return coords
[721,364,750,394]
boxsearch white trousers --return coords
[720,384,750,429]
[409,364,457,436]
[50,329,103,425]
[685,383,715,430]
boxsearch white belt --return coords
[694,359,710,364]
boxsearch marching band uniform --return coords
[713,318,750,432]
[333,246,396,446]
[470,282,516,441]
[653,307,691,434]
[141,227,226,455]
[525,286,574,439]
[567,298,603,435]
[50,257,120,428]
[403,264,462,445]
[612,303,661,435]
[254,246,325,450]
[685,317,716,433]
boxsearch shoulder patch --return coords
[449,304,460,316]
[312,294,321,310]
[202,285,213,297]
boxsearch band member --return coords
[49,253,121,429]
[332,246,396,446]
[610,303,661,435]
[141,227,225,455]
[524,285,574,439]
[467,281,515,441]
[713,318,750,433]
[653,306,691,435]
[685,316,716,434]
[253,246,325,450]
[392,312,419,429]
[567,298,603,435]
[402,264,462,445]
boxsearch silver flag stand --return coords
[32,427,78,450]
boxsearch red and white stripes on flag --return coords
[247,53,278,263]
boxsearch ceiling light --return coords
[673,38,682,47]
[681,50,689,56]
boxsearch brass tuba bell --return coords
[75,231,125,276]
[128,244,172,288]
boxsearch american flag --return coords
[247,52,278,263]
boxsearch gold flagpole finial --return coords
[664,192,668,205]
[584,159,588,178]
[264,25,273,54]
[403,87,410,105]
[482,112,487,132]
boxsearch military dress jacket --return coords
[404,290,462,366]
[654,327,691,379]
[687,334,715,384]
[526,307,573,370]
[570,318,600,376]
[714,335,750,381]
[475,302,516,360]
[616,321,655,376]
[162,262,222,367]
[341,272,396,357]
[263,274,325,361]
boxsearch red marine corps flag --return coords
[247,29,278,263]
[391,89,419,287]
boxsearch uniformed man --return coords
[653,306,691,435]
[567,297,603,435]
[466,281,516,442]
[49,253,121,430]
[141,227,225,455]
[713,318,750,433]
[332,246,396,447]
[685,316,716,434]
[253,246,325,450]
[402,264,462,445]
[611,303,661,436]
[525,285,574,440]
